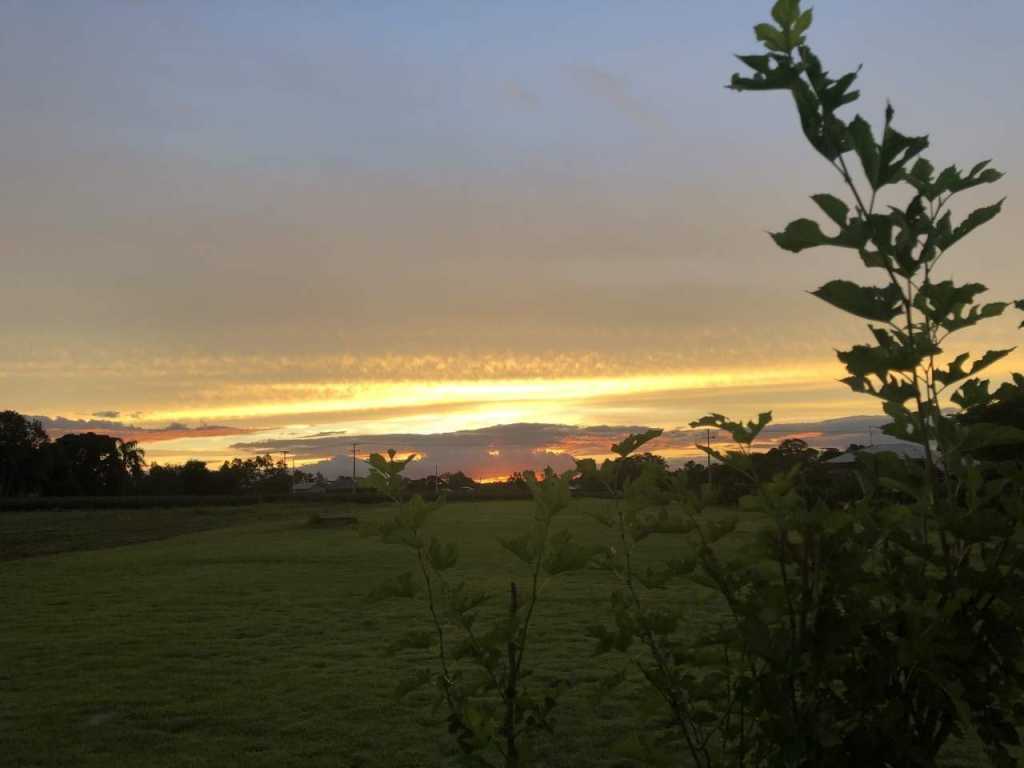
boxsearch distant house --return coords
[825,442,931,466]
[328,477,359,491]
[292,480,325,494]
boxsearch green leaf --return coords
[771,216,867,252]
[940,199,1005,250]
[810,193,849,227]
[812,280,903,322]
[770,218,829,252]
[876,401,924,443]
[499,531,539,565]
[842,373,918,404]
[838,331,941,383]
[363,449,419,498]
[858,248,890,270]
[848,115,880,187]
[913,280,1007,333]
[367,449,416,477]
[447,580,490,618]
[729,56,799,92]
[966,348,1014,379]
[524,467,574,516]
[690,412,771,446]
[929,160,1005,198]
[794,7,813,34]
[960,422,1024,453]
[611,428,663,458]
[910,157,934,184]
[771,0,800,27]
[754,23,788,53]
[543,529,596,575]
[951,378,993,410]
[876,115,929,188]
[427,536,458,572]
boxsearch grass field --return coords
[2,500,987,767]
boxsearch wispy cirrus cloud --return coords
[572,65,671,134]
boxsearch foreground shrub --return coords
[584,1,1024,765]
[362,450,593,766]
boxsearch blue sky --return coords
[4,1,1019,169]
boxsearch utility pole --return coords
[281,451,292,491]
[706,429,716,486]
[351,443,358,494]
[434,464,439,495]
[868,426,876,447]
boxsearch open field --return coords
[0,504,299,561]
[2,500,987,767]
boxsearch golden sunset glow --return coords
[17,346,1023,475]
[140,365,841,424]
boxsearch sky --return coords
[2,1,1022,478]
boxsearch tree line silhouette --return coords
[0,410,294,497]
[13,404,1020,503]
[1,409,870,501]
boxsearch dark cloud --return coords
[92,410,120,418]
[234,416,903,481]
[32,415,251,443]
[35,415,130,432]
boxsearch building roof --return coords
[825,442,928,464]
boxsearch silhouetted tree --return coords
[0,410,49,496]
[441,471,476,491]
[217,454,291,494]
[506,471,530,490]
[619,452,669,485]
[181,460,214,495]
[117,440,147,490]
[47,432,126,495]
[143,462,185,495]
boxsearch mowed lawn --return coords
[2,500,986,767]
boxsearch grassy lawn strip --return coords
[0,502,351,560]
